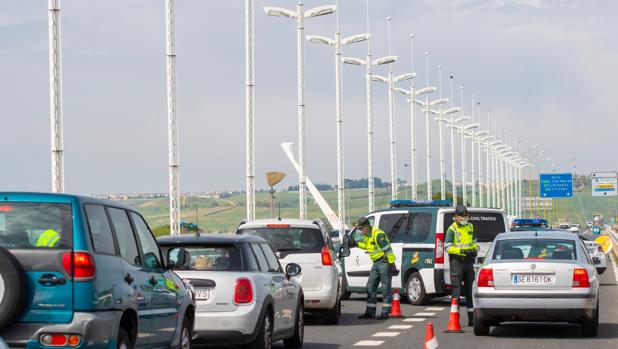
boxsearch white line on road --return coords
[388,325,413,330]
[354,340,385,346]
[372,332,401,337]
[414,312,436,317]
[403,317,426,322]
[425,307,445,311]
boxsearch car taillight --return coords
[234,278,254,304]
[321,246,333,266]
[572,268,590,288]
[62,252,96,280]
[435,232,444,264]
[477,268,494,287]
[40,334,81,347]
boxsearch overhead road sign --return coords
[591,172,618,179]
[591,171,617,197]
[539,173,573,198]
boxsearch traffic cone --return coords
[423,322,439,349]
[390,288,404,318]
[444,297,464,333]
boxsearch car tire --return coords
[323,297,341,325]
[341,278,351,301]
[473,315,490,336]
[405,272,431,306]
[0,247,28,330]
[116,328,132,349]
[283,303,304,348]
[582,300,599,337]
[176,315,192,349]
[247,312,272,349]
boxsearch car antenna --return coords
[278,202,282,221]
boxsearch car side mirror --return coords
[339,247,351,258]
[285,263,302,279]
[593,257,601,265]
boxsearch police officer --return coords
[352,217,397,320]
[445,204,478,326]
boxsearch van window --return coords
[238,227,324,255]
[443,212,505,242]
[0,202,72,249]
[108,207,141,267]
[379,213,433,243]
[85,204,116,255]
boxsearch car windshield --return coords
[492,238,577,261]
[0,202,73,249]
[167,244,242,271]
[237,227,324,254]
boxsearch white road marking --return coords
[425,307,445,311]
[388,325,413,330]
[354,340,385,346]
[404,317,426,322]
[372,332,401,337]
[414,312,436,317]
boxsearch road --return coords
[198,255,618,349]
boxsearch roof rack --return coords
[390,200,453,208]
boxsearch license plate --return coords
[194,288,211,300]
[512,274,555,285]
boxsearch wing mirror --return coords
[285,263,302,279]
[592,257,601,265]
[339,246,351,258]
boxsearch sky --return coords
[1,0,617,195]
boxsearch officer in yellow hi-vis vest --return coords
[445,205,478,326]
[351,217,397,320]
[36,229,61,248]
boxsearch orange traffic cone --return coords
[423,322,439,349]
[444,297,464,333]
[390,288,404,318]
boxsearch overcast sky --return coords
[1,0,617,195]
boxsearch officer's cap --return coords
[455,204,469,216]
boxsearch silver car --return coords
[473,231,601,337]
[158,234,304,349]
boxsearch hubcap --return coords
[264,317,272,349]
[181,327,190,349]
[408,277,422,302]
[0,274,5,303]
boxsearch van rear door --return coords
[0,198,74,323]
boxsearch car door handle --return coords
[124,273,134,285]
[38,274,66,286]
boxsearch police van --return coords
[342,200,508,305]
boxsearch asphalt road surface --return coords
[199,255,618,349]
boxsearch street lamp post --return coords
[246,0,256,221]
[471,95,476,207]
[307,0,368,241]
[48,0,64,193]
[476,130,489,207]
[264,1,336,219]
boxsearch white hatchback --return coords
[237,219,344,324]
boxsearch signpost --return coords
[539,173,573,198]
[591,171,618,197]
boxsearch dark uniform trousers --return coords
[450,254,475,314]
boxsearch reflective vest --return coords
[357,227,396,264]
[36,229,60,248]
[446,222,477,257]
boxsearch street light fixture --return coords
[264,0,336,219]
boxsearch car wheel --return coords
[283,303,304,348]
[0,247,28,330]
[405,272,431,305]
[324,297,341,325]
[116,328,132,349]
[582,300,599,337]
[176,315,192,349]
[248,312,272,349]
[341,278,351,300]
[473,315,490,336]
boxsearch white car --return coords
[158,234,305,349]
[578,233,607,274]
[473,231,601,337]
[237,219,344,324]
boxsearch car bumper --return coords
[303,288,338,310]
[0,311,120,349]
[193,302,261,343]
[475,307,595,323]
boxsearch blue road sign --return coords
[539,173,573,198]
[592,226,601,235]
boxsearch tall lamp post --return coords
[307,0,368,240]
[475,130,489,207]
[264,2,336,219]
[246,0,256,221]
[48,0,64,193]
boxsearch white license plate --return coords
[194,288,211,300]
[512,274,555,285]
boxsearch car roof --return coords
[369,206,505,216]
[157,233,265,245]
[496,230,579,240]
[0,191,135,211]
[238,218,321,229]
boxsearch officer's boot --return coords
[358,307,376,319]
[376,307,391,320]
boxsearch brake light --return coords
[477,268,494,287]
[40,334,81,347]
[321,246,333,266]
[0,205,12,212]
[435,232,444,264]
[62,252,96,280]
[266,224,290,228]
[572,268,590,288]
[234,278,254,304]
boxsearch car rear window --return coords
[0,202,72,249]
[167,244,242,271]
[237,227,324,254]
[492,238,577,260]
[443,211,505,242]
